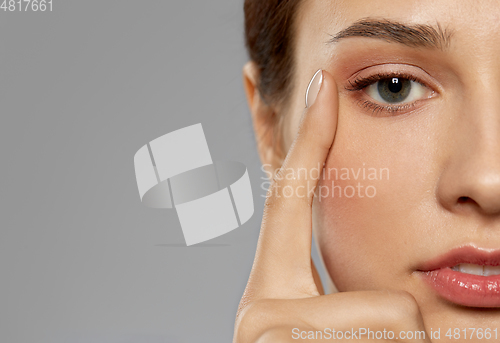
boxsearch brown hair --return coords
[244,0,303,154]
[244,0,303,108]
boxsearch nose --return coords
[437,84,500,216]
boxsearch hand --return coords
[233,69,431,343]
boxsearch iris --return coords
[377,77,411,103]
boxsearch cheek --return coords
[313,110,440,291]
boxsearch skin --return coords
[235,0,500,341]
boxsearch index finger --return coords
[252,69,339,297]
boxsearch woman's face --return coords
[279,0,500,332]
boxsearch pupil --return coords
[388,78,402,93]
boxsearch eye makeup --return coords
[343,64,440,116]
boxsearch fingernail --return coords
[305,69,323,108]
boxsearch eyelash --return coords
[345,72,428,116]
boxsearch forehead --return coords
[298,0,500,31]
[295,0,500,62]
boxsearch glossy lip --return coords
[418,245,500,308]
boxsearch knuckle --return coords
[392,291,420,317]
[234,299,278,343]
[255,326,293,343]
[380,290,422,324]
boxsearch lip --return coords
[418,245,500,308]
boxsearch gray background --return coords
[0,1,326,342]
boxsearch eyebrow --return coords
[327,18,454,50]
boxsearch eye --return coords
[345,70,438,115]
[365,77,428,104]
